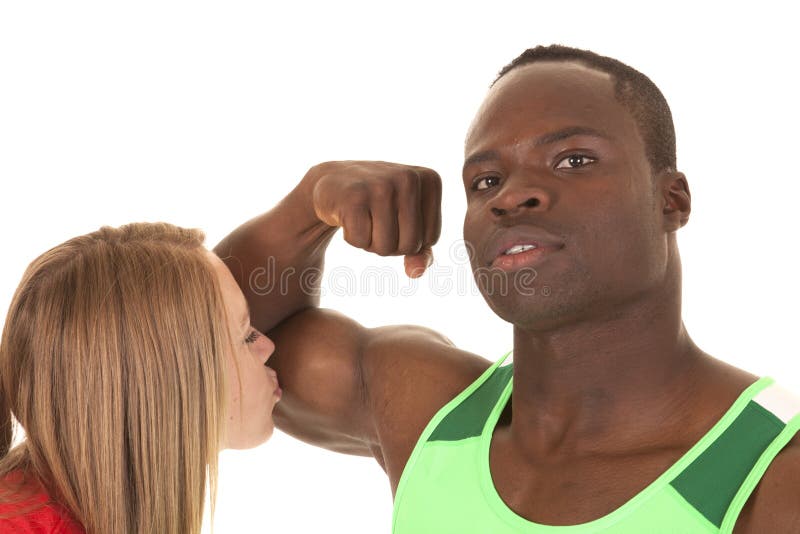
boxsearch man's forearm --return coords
[213,166,337,333]
[214,160,442,333]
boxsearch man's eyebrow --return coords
[463,126,611,173]
[463,150,500,172]
[532,126,611,147]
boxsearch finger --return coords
[404,247,433,278]
[419,169,442,248]
[396,170,423,255]
[369,187,398,256]
[312,173,348,227]
[341,205,372,249]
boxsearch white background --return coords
[1,2,798,533]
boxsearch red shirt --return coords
[0,473,84,534]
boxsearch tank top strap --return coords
[427,351,514,443]
[718,381,800,532]
[669,378,800,531]
[392,350,514,533]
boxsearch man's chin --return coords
[484,294,581,333]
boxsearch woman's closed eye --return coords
[244,329,261,344]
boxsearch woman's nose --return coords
[260,334,276,364]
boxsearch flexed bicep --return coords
[267,308,377,455]
[266,306,493,484]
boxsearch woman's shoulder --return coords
[0,508,85,534]
[0,472,85,534]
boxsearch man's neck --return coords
[508,295,709,460]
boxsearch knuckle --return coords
[308,161,332,176]
[345,234,369,249]
[423,228,439,245]
[400,240,423,255]
[372,245,393,257]
[370,184,394,203]
[419,167,442,184]
[403,168,421,184]
[398,171,419,197]
[345,184,371,207]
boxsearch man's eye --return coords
[471,175,501,191]
[555,154,596,169]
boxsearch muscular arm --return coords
[215,161,474,474]
[267,307,491,486]
[213,161,441,333]
[212,165,337,334]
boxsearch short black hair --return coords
[494,44,676,175]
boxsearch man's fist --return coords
[309,161,442,278]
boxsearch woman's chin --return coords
[222,423,274,451]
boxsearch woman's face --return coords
[207,251,281,450]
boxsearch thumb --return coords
[404,247,433,278]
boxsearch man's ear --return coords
[660,171,691,231]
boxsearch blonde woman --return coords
[0,161,440,533]
[0,222,280,533]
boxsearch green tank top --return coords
[392,352,800,534]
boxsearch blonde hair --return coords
[0,222,230,533]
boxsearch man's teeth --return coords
[503,244,537,255]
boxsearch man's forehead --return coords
[465,61,622,152]
[495,60,614,87]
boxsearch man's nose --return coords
[489,178,551,217]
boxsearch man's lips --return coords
[484,226,565,267]
[490,246,558,271]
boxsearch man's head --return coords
[462,45,691,331]
[495,44,677,177]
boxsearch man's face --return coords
[462,61,671,330]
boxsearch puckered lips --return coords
[484,225,565,271]
[265,364,282,399]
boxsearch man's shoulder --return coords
[359,321,496,487]
[365,321,493,376]
[733,434,800,533]
[364,321,496,420]
[363,320,495,422]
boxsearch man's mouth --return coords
[502,244,538,255]
[491,244,553,271]
[483,226,565,271]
